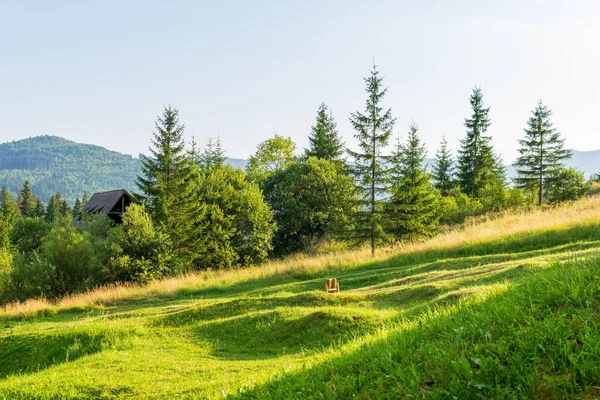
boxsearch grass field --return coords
[2,198,600,399]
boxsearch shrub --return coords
[440,188,484,225]
[9,218,52,253]
[104,204,168,283]
[8,252,57,300]
[195,165,275,267]
[547,167,587,204]
[38,227,103,295]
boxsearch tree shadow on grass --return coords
[190,309,378,361]
[229,258,600,399]
[174,228,600,300]
[0,331,106,379]
[156,241,598,328]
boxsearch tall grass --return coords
[3,196,600,318]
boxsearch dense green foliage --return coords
[0,136,140,204]
[546,167,587,204]
[514,100,573,205]
[264,157,357,255]
[386,124,439,242]
[432,134,455,196]
[136,106,206,269]
[348,64,396,255]
[457,88,505,198]
[303,103,345,164]
[245,135,297,186]
[195,165,275,267]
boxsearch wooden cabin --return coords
[79,189,134,223]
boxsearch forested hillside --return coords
[0,136,140,204]
[0,136,247,204]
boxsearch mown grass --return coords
[1,198,600,398]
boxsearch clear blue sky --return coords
[1,1,599,162]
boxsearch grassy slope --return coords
[2,199,600,399]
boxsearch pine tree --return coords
[34,198,45,218]
[432,135,455,196]
[304,103,345,164]
[457,87,501,197]
[188,133,201,168]
[136,106,206,267]
[73,198,83,218]
[19,180,37,217]
[0,187,20,225]
[386,123,438,242]
[348,63,396,255]
[200,136,226,170]
[0,187,21,248]
[513,100,573,206]
[45,192,70,224]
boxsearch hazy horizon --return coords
[2,1,599,163]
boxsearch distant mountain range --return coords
[0,136,597,204]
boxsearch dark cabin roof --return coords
[83,189,134,215]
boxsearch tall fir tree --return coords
[200,136,226,170]
[72,197,83,218]
[348,63,396,255]
[386,123,439,242]
[45,192,71,224]
[432,135,455,196]
[34,198,45,218]
[0,187,20,225]
[513,100,572,206]
[136,106,206,267]
[188,133,201,168]
[304,103,345,164]
[0,187,20,248]
[457,87,502,197]
[19,180,37,218]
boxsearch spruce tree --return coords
[200,136,226,170]
[136,106,206,267]
[0,187,20,248]
[45,192,70,224]
[34,198,45,218]
[73,198,83,218]
[304,103,345,164]
[0,187,20,225]
[188,133,201,168]
[19,180,37,218]
[432,135,455,196]
[348,63,396,255]
[513,100,572,206]
[457,87,501,197]
[386,123,438,242]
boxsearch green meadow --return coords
[2,198,600,399]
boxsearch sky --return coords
[1,1,599,162]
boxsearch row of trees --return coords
[0,63,590,304]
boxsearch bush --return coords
[9,218,52,253]
[38,227,103,295]
[263,158,357,255]
[8,252,56,301]
[195,165,275,267]
[104,204,168,283]
[440,188,484,225]
[0,248,13,303]
[547,167,587,204]
[79,213,114,239]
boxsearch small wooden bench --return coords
[325,278,339,293]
